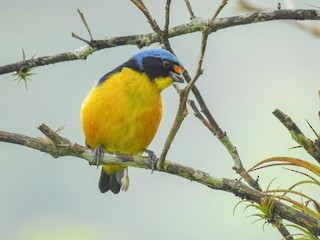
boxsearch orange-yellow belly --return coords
[81,68,162,173]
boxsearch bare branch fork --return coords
[0,124,319,235]
[131,0,261,192]
[131,1,291,237]
[0,9,320,75]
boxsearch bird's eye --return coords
[162,60,171,70]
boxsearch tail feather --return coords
[98,169,111,193]
[99,168,122,194]
[99,167,130,194]
[109,173,122,194]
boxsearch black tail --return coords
[99,168,123,194]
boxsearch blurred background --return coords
[1,0,320,239]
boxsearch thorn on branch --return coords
[277,3,281,10]
[306,118,319,139]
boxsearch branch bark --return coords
[0,124,319,235]
[1,9,319,76]
[273,109,320,163]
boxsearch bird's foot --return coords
[94,144,104,168]
[144,149,157,174]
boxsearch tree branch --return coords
[1,9,319,76]
[159,0,228,163]
[239,0,320,36]
[0,124,319,235]
[273,109,320,163]
[154,0,262,192]
[185,78,259,191]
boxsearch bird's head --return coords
[133,49,184,91]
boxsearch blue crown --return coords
[133,49,180,69]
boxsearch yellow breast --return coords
[81,67,162,155]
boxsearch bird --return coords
[81,48,184,194]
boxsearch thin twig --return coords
[164,0,172,34]
[209,0,228,26]
[72,9,94,45]
[131,0,163,38]
[184,0,195,19]
[186,0,261,191]
[189,88,259,191]
[158,73,190,164]
[158,73,194,165]
[131,0,173,51]
[159,0,229,165]
[77,9,93,41]
[163,0,174,51]
[71,32,91,45]
[157,0,262,192]
[188,100,213,131]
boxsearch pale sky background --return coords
[1,0,320,240]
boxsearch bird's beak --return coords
[170,64,184,83]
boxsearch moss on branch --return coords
[1,9,320,76]
[0,124,319,235]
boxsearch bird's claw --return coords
[144,149,157,174]
[94,144,104,168]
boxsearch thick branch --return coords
[1,9,319,75]
[0,125,319,235]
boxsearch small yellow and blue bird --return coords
[81,48,184,194]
